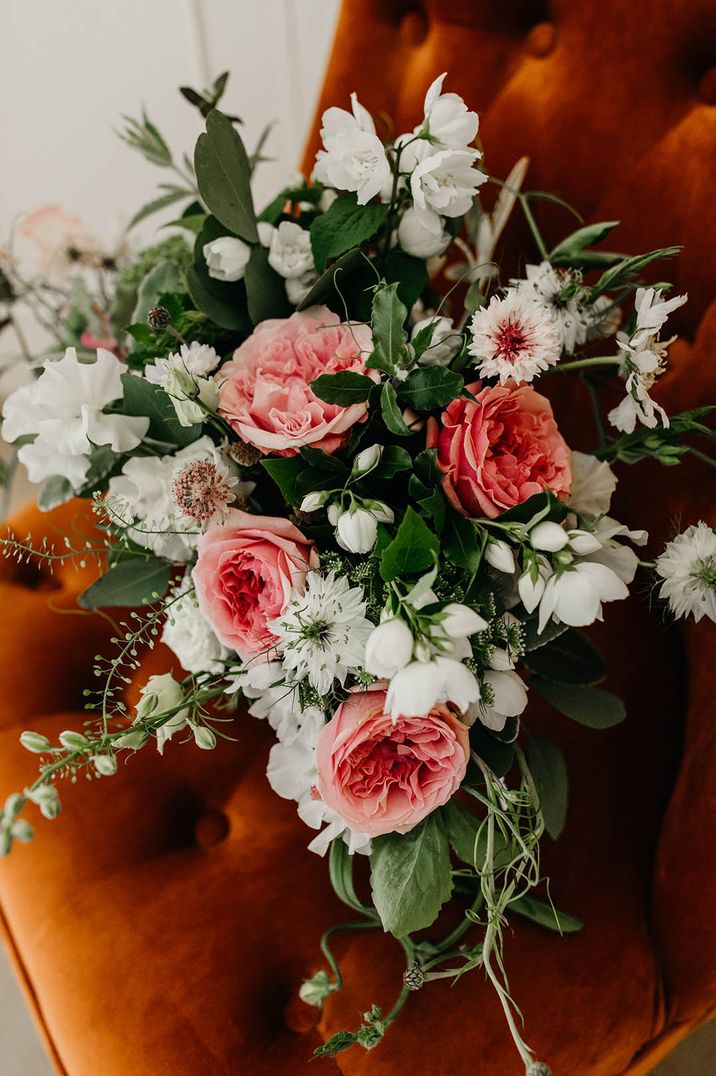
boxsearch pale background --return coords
[0,1,711,1072]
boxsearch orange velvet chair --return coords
[1,2,715,1073]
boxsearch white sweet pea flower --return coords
[568,452,617,517]
[313,93,391,205]
[411,316,461,366]
[580,515,647,584]
[397,206,452,258]
[485,538,516,574]
[1,347,149,490]
[267,220,314,279]
[365,618,415,678]
[537,561,628,634]
[472,669,528,732]
[203,236,251,282]
[410,148,487,234]
[386,656,480,720]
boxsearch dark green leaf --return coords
[522,629,606,685]
[498,490,568,526]
[77,557,171,609]
[370,813,453,937]
[588,246,681,301]
[121,373,201,449]
[521,615,569,651]
[380,251,429,310]
[509,894,583,934]
[532,679,626,729]
[329,839,378,918]
[185,264,250,332]
[296,248,366,311]
[397,367,464,411]
[380,506,439,581]
[310,371,375,405]
[471,723,515,778]
[369,283,408,374]
[443,512,483,573]
[527,734,568,840]
[299,446,348,474]
[380,382,412,436]
[310,192,389,272]
[244,245,291,324]
[194,110,258,242]
[260,456,305,505]
[375,445,412,477]
[441,801,484,869]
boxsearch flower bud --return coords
[403,961,425,991]
[365,619,414,678]
[203,236,251,282]
[352,444,383,475]
[3,793,24,819]
[147,305,171,331]
[93,754,117,776]
[19,731,52,754]
[526,1064,552,1076]
[300,490,329,513]
[0,829,12,857]
[518,570,546,613]
[193,725,217,751]
[485,538,515,574]
[366,500,394,524]
[58,730,89,751]
[335,507,378,554]
[327,502,342,526]
[398,206,451,259]
[440,603,488,639]
[136,673,185,723]
[10,819,34,844]
[530,521,569,552]
[25,784,61,820]
[567,529,603,555]
[413,639,433,663]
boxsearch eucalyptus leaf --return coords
[532,679,626,728]
[77,557,171,609]
[527,734,568,840]
[370,813,453,937]
[522,629,606,685]
[194,110,258,242]
[129,188,193,230]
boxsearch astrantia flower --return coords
[656,522,716,623]
[172,457,237,524]
[469,291,561,384]
[270,571,373,695]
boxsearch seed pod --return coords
[147,305,171,331]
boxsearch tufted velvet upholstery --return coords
[1,3,715,1073]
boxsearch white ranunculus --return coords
[203,236,251,282]
[135,673,189,755]
[568,451,618,517]
[285,269,319,306]
[267,220,314,279]
[397,206,452,258]
[475,669,528,732]
[1,347,149,491]
[386,656,480,720]
[411,148,487,233]
[530,521,569,552]
[365,619,414,678]
[162,577,229,675]
[485,539,516,574]
[411,316,461,366]
[313,93,391,205]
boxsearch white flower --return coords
[578,515,647,584]
[512,262,589,354]
[537,561,629,633]
[334,502,393,553]
[267,220,314,279]
[313,93,391,205]
[472,669,528,732]
[397,206,451,258]
[568,452,617,517]
[1,347,149,490]
[144,342,220,386]
[439,603,488,639]
[518,557,550,613]
[106,436,236,562]
[365,618,414,678]
[529,521,569,552]
[469,290,561,385]
[135,673,189,755]
[144,342,221,428]
[411,316,461,366]
[203,236,251,282]
[352,444,383,475]
[270,571,373,695]
[421,72,479,149]
[485,539,516,574]
[656,522,716,623]
[386,656,480,720]
[632,287,687,347]
[162,576,229,675]
[285,270,319,306]
[410,148,486,234]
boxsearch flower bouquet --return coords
[1,71,715,1073]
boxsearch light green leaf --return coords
[509,894,583,934]
[77,557,171,609]
[131,261,182,324]
[527,734,568,840]
[194,110,258,243]
[38,475,73,512]
[550,221,620,258]
[532,679,626,728]
[370,813,453,937]
[329,839,378,918]
[129,188,193,230]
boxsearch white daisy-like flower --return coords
[469,290,561,384]
[512,262,588,354]
[656,522,716,623]
[269,571,373,695]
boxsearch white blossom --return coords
[334,502,393,554]
[471,669,528,732]
[568,452,617,517]
[529,521,569,552]
[134,673,189,755]
[162,576,229,675]
[485,539,516,574]
[365,618,414,679]
[267,220,315,279]
[144,341,220,385]
[285,269,319,306]
[397,206,451,258]
[469,290,561,385]
[656,522,716,623]
[386,656,480,720]
[203,236,251,282]
[410,148,486,234]
[632,287,687,347]
[313,93,391,205]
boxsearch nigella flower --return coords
[172,456,238,524]
[269,571,373,695]
[512,262,589,354]
[469,290,561,385]
[656,522,716,623]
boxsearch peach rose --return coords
[217,305,375,456]
[315,688,469,836]
[428,380,571,519]
[192,509,318,656]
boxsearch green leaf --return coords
[498,490,568,526]
[310,371,376,406]
[443,511,483,573]
[532,679,626,729]
[522,629,606,685]
[38,475,73,512]
[375,445,412,478]
[370,813,453,937]
[131,261,183,324]
[129,188,192,230]
[527,734,568,840]
[310,192,389,272]
[121,373,201,449]
[77,557,171,609]
[471,723,515,778]
[260,456,305,505]
[380,506,439,581]
[296,248,365,311]
[441,801,484,869]
[509,894,583,934]
[521,615,569,652]
[397,367,464,411]
[549,221,620,259]
[244,245,291,324]
[380,251,429,311]
[379,382,411,436]
[329,839,378,918]
[369,283,408,374]
[185,263,250,333]
[588,246,681,300]
[194,110,258,242]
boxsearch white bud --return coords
[398,206,451,259]
[203,236,251,282]
[530,521,569,552]
[93,754,117,776]
[193,725,217,750]
[10,819,34,843]
[300,490,329,513]
[326,501,341,526]
[335,507,378,554]
[256,221,275,248]
[485,539,515,574]
[567,529,603,555]
[25,784,61,820]
[136,673,186,722]
[413,639,433,663]
[440,603,488,639]
[19,731,52,754]
[59,730,89,751]
[518,570,547,613]
[367,500,394,524]
[365,619,414,678]
[353,444,383,475]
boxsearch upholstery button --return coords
[194,808,230,848]
[699,68,716,105]
[526,21,557,58]
[284,989,321,1033]
[399,8,429,46]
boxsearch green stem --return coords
[517,195,548,261]
[688,447,716,469]
[555,355,623,373]
[320,921,377,992]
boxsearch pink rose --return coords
[315,688,469,836]
[428,380,572,519]
[192,509,319,656]
[217,305,375,456]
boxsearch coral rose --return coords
[428,380,571,519]
[315,688,469,836]
[192,509,318,656]
[217,305,374,456]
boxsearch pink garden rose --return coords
[428,380,572,519]
[315,688,469,836]
[192,509,318,656]
[217,305,375,456]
